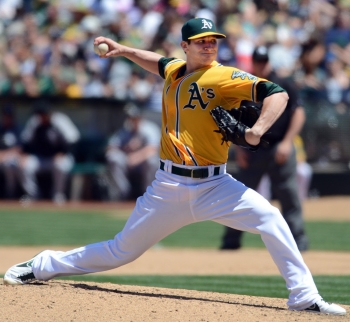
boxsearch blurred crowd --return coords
[0,101,81,204]
[1,0,350,110]
[0,101,161,204]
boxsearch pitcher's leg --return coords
[211,179,320,310]
[220,160,265,250]
[32,182,194,281]
[252,204,319,309]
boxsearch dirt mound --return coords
[1,280,349,321]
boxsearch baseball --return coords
[94,43,109,56]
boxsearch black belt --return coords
[159,161,221,179]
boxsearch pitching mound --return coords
[2,280,349,321]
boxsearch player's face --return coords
[183,36,218,66]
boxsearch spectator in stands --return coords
[18,101,80,204]
[221,46,309,252]
[105,103,160,200]
[0,0,345,103]
[0,105,20,199]
[294,37,327,96]
[127,71,153,106]
[324,54,350,105]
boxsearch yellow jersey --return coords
[159,58,269,165]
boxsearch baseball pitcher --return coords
[4,18,346,316]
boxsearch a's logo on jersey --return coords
[232,71,258,81]
[201,19,213,30]
[183,82,215,110]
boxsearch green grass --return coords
[0,209,128,245]
[53,275,350,305]
[237,221,350,251]
[1,208,350,250]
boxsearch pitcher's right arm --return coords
[94,37,164,76]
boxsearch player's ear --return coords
[181,41,188,54]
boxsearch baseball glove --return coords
[229,102,262,128]
[210,105,266,151]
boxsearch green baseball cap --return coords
[181,18,226,41]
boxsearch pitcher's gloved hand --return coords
[210,106,269,151]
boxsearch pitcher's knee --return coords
[256,203,282,223]
[251,204,289,234]
[110,235,144,265]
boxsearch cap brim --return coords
[187,32,226,40]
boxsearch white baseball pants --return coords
[32,160,321,310]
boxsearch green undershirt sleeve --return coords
[158,57,176,79]
[256,81,287,102]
